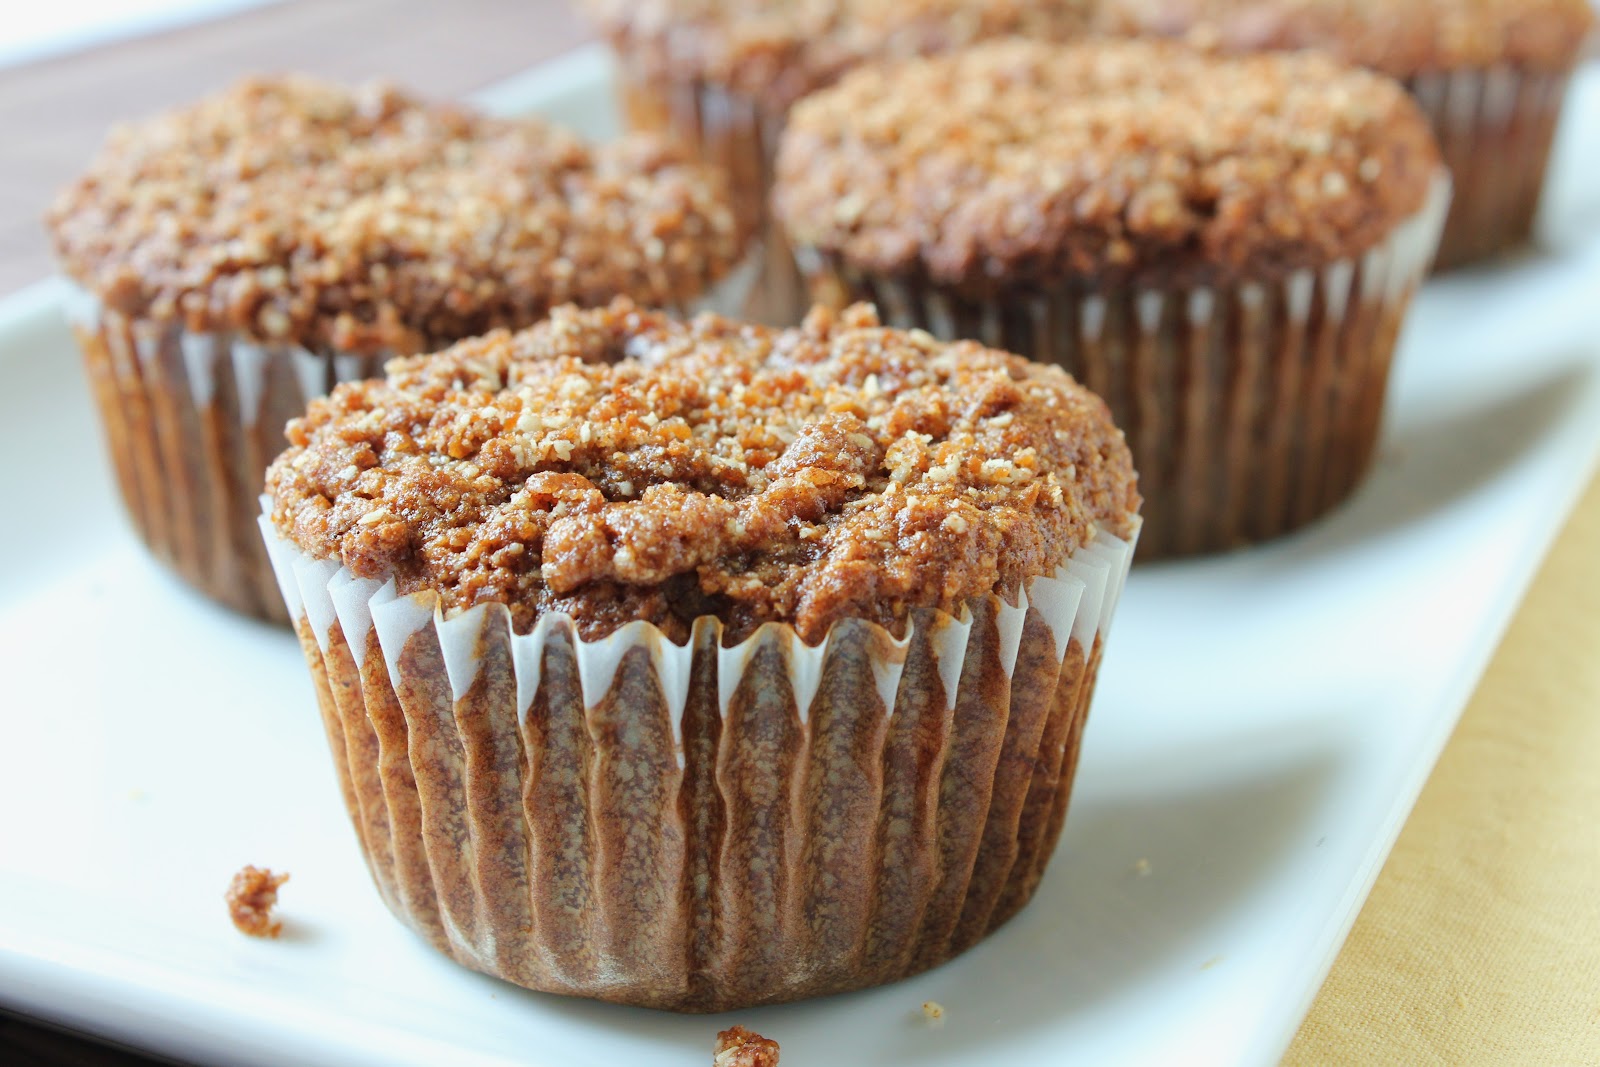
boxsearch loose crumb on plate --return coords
[922,1000,946,1026]
[713,1025,780,1066]
[1132,858,1152,877]
[226,866,289,938]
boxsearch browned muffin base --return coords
[1409,67,1572,271]
[74,309,386,622]
[293,587,1106,1011]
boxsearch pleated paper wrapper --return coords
[616,66,807,327]
[261,507,1137,1011]
[1408,66,1579,270]
[61,263,758,624]
[794,174,1451,560]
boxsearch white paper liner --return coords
[261,501,1136,761]
[63,252,761,624]
[64,287,395,621]
[66,270,757,428]
[616,65,806,326]
[1406,65,1575,268]
[67,288,380,432]
[793,174,1450,559]
[261,492,1139,1009]
[686,249,762,320]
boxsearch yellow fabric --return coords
[1285,473,1600,1065]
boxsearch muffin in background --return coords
[775,40,1448,559]
[47,75,746,623]
[576,0,1098,323]
[1099,0,1596,270]
[261,299,1140,1011]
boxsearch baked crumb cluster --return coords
[774,39,1440,286]
[47,75,743,354]
[579,0,1097,110]
[1099,0,1597,75]
[268,300,1138,643]
[226,866,289,939]
[713,1026,780,1066]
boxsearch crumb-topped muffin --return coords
[1100,0,1593,81]
[577,0,1098,323]
[776,39,1448,557]
[777,39,1437,286]
[582,0,1100,116]
[261,300,1139,1010]
[270,302,1137,642]
[48,75,745,622]
[1099,0,1597,268]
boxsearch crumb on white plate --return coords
[714,1025,779,1066]
[226,865,289,939]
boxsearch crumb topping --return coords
[774,39,1441,286]
[226,866,289,939]
[579,0,1097,110]
[1099,0,1597,76]
[47,75,744,354]
[713,1026,780,1066]
[267,300,1138,644]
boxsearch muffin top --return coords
[1099,0,1597,76]
[267,300,1139,644]
[578,0,1097,111]
[773,39,1441,288]
[47,75,743,355]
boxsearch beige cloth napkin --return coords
[1285,472,1600,1064]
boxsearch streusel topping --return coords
[268,300,1138,643]
[774,39,1440,286]
[579,0,1098,111]
[1099,0,1597,76]
[48,75,744,354]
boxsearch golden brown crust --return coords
[226,866,289,938]
[713,1026,780,1066]
[578,0,1097,111]
[1099,0,1598,76]
[773,39,1441,287]
[47,75,743,355]
[267,300,1138,644]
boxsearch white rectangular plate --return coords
[2,46,1599,1067]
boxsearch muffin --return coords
[1099,0,1596,269]
[577,0,1098,323]
[260,299,1140,1011]
[775,40,1448,559]
[47,75,747,623]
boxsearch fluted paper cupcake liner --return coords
[65,287,385,622]
[616,67,806,326]
[794,175,1450,560]
[1408,66,1576,270]
[62,266,759,624]
[260,506,1137,1011]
